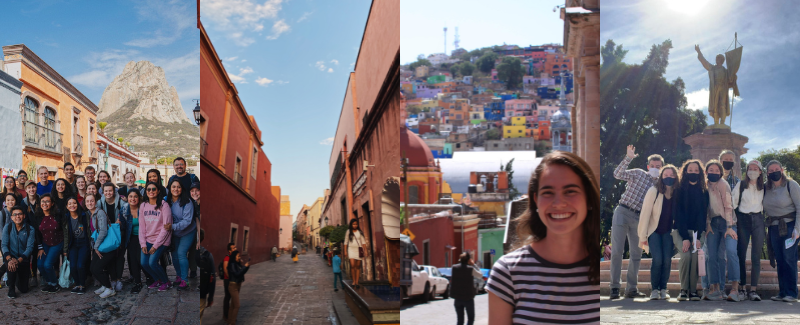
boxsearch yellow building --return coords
[415,65,429,78]
[307,196,325,248]
[3,44,98,178]
[420,99,439,111]
[503,125,526,138]
[279,195,293,251]
[510,116,526,126]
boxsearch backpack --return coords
[218,255,228,279]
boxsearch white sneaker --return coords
[100,288,116,299]
[660,289,670,300]
[114,281,123,291]
[94,286,107,295]
[650,290,660,300]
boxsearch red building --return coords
[409,214,454,268]
[199,18,281,264]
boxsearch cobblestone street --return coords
[0,260,198,324]
[601,295,800,324]
[202,248,341,325]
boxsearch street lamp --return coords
[280,228,283,234]
[193,99,201,125]
[102,144,109,172]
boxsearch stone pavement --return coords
[400,290,489,324]
[601,295,800,324]
[0,259,198,324]
[201,248,342,324]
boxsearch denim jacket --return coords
[2,222,35,260]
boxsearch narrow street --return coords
[400,291,489,324]
[202,243,345,324]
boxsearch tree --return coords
[319,226,336,238]
[98,122,108,132]
[599,39,707,247]
[496,57,523,89]
[601,39,629,69]
[459,62,476,76]
[477,52,498,73]
[486,128,501,140]
[535,141,549,157]
[328,225,348,244]
[408,58,432,71]
[449,63,460,77]
[501,158,520,199]
[753,147,800,180]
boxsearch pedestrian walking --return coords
[292,245,298,263]
[733,160,765,301]
[344,218,368,288]
[271,246,278,262]
[763,160,800,302]
[486,151,600,324]
[608,145,661,299]
[673,159,708,301]
[222,243,236,321]
[637,164,679,300]
[226,250,250,325]
[139,182,172,292]
[451,252,477,325]
[332,249,342,292]
[1,206,35,299]
[66,196,90,294]
[198,229,215,320]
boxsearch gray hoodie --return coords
[90,208,109,251]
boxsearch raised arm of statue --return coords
[695,44,712,71]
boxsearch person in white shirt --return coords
[732,160,765,301]
[344,218,368,288]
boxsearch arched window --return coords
[44,107,57,148]
[23,97,39,142]
[409,185,419,204]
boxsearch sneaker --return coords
[94,286,107,295]
[7,290,15,299]
[40,284,50,293]
[77,287,86,295]
[771,295,783,301]
[177,280,188,290]
[130,283,142,294]
[158,282,170,292]
[29,276,38,288]
[334,288,339,292]
[707,290,723,301]
[783,296,797,302]
[114,281,123,291]
[660,289,670,300]
[721,291,728,300]
[99,288,115,298]
[173,276,183,287]
[650,290,660,300]
[609,288,620,299]
[749,291,761,301]
[625,290,646,298]
[701,289,710,301]
[188,270,197,279]
[677,290,689,301]
[71,286,81,294]
[148,281,161,290]
[739,290,747,301]
[689,292,701,301]
[727,291,740,302]
[48,285,60,293]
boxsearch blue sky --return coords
[0,0,199,121]
[401,0,566,64]
[200,0,370,218]
[602,0,800,160]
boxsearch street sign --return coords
[401,228,415,241]
[490,249,496,255]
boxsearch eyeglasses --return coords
[11,213,23,217]
[146,188,158,192]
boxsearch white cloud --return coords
[202,0,284,46]
[315,61,327,71]
[330,59,339,65]
[327,68,334,73]
[266,19,290,40]
[319,137,334,145]
[228,67,254,83]
[685,88,742,110]
[125,0,193,48]
[255,77,273,86]
[228,74,246,82]
[241,59,247,63]
[297,12,312,22]
[225,56,239,62]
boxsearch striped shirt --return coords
[613,155,656,212]
[486,245,599,324]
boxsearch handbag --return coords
[92,223,121,253]
[59,259,71,288]
[355,231,365,258]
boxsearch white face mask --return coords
[648,168,660,178]
[747,170,761,180]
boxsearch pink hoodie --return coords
[138,200,172,250]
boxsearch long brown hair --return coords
[679,159,707,191]
[766,160,791,190]
[513,151,600,283]
[655,165,680,197]
[742,162,764,191]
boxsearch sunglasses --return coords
[146,188,158,192]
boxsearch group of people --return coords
[0,158,200,299]
[609,146,800,303]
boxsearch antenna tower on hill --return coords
[454,27,460,52]
[443,26,448,55]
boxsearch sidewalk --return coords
[601,295,800,324]
[202,250,347,324]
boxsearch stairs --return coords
[600,258,800,297]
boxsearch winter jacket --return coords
[89,208,109,251]
[227,260,249,283]
[1,222,35,260]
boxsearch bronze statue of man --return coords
[695,44,737,127]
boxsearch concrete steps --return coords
[600,258,799,297]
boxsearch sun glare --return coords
[665,0,709,16]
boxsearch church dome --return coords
[401,128,435,167]
[551,108,571,128]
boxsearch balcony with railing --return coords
[90,144,98,162]
[22,121,62,155]
[73,134,83,156]
[234,172,243,187]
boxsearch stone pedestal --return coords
[683,127,749,178]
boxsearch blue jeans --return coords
[333,272,342,289]
[454,299,475,325]
[700,242,725,290]
[706,216,740,286]
[141,243,169,283]
[68,243,90,287]
[38,242,64,286]
[769,220,798,298]
[648,232,673,291]
[170,234,194,280]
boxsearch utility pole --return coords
[402,151,409,231]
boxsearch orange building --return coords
[3,44,98,178]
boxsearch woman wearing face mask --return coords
[763,160,800,302]
[672,160,709,301]
[704,160,740,301]
[732,160,765,301]
[719,150,740,191]
[638,165,679,300]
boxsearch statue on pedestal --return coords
[695,34,742,128]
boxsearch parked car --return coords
[438,265,489,294]
[420,265,450,300]
[404,260,434,302]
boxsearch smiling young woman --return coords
[486,151,600,325]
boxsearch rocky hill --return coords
[97,61,198,160]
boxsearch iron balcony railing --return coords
[234,172,243,187]
[22,121,62,154]
[74,134,83,154]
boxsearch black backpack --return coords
[218,255,229,279]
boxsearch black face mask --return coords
[769,171,783,182]
[662,177,676,186]
[722,161,734,171]
[707,173,721,182]
[685,173,700,183]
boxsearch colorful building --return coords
[400,129,442,205]
[307,196,324,248]
[279,195,292,251]
[414,65,429,78]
